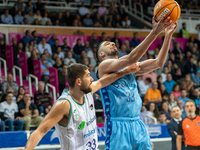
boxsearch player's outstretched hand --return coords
[152,15,172,35]
[125,63,140,74]
[165,21,178,35]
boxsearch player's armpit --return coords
[24,100,70,150]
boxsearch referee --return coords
[177,100,200,150]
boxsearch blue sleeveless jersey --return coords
[98,72,142,118]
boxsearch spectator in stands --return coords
[51,53,58,65]
[27,50,38,74]
[122,16,131,28]
[160,101,171,121]
[38,37,52,56]
[82,57,90,66]
[34,81,52,115]
[99,32,107,43]
[2,74,18,96]
[79,2,89,17]
[160,83,168,101]
[0,117,5,131]
[168,93,177,111]
[22,30,34,48]
[111,32,122,48]
[25,0,36,14]
[118,44,127,58]
[112,14,122,28]
[53,57,63,71]
[0,38,6,60]
[16,86,25,104]
[26,44,34,58]
[98,1,108,22]
[179,22,189,38]
[73,39,85,59]
[166,59,173,73]
[33,18,39,25]
[171,84,181,99]
[32,30,42,44]
[195,24,200,41]
[191,88,200,113]
[0,92,24,131]
[64,11,73,26]
[11,37,19,66]
[61,38,71,56]
[83,13,93,27]
[173,42,183,59]
[14,0,25,13]
[164,73,176,94]
[178,89,189,108]
[19,93,43,130]
[84,41,92,53]
[147,102,159,124]
[167,106,186,150]
[41,12,52,25]
[14,10,24,24]
[64,51,76,65]
[77,50,89,64]
[117,3,126,18]
[51,39,60,54]
[1,9,13,24]
[58,65,67,94]
[137,76,151,101]
[34,10,42,24]
[57,12,66,26]
[185,42,193,55]
[88,2,97,18]
[185,56,200,85]
[130,32,141,48]
[56,46,64,61]
[0,86,17,103]
[94,13,104,27]
[124,40,131,54]
[144,81,162,105]
[177,99,187,119]
[43,49,52,64]
[161,66,169,82]
[157,75,163,89]
[142,71,158,83]
[24,10,34,25]
[181,74,194,93]
[88,63,97,81]
[89,33,99,48]
[35,0,46,16]
[158,112,167,124]
[139,102,151,125]
[176,53,185,69]
[40,54,52,84]
[23,18,28,25]
[48,34,57,46]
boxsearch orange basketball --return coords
[154,0,181,23]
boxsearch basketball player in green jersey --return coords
[17,63,140,150]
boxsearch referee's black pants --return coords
[187,145,200,150]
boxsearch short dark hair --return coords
[32,30,36,36]
[146,77,152,83]
[66,63,89,88]
[25,30,30,36]
[40,53,45,58]
[159,112,166,116]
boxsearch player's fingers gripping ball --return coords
[154,0,181,23]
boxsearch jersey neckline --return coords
[64,89,86,106]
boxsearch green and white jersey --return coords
[55,89,98,150]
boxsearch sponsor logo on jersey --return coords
[73,109,76,113]
[86,116,96,126]
[186,124,190,128]
[77,121,85,130]
[90,104,93,110]
[84,129,96,138]
[198,122,200,126]
[75,114,79,121]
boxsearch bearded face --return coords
[80,79,92,94]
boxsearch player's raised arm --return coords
[91,63,140,94]
[135,22,178,76]
[98,16,171,77]
[17,100,70,150]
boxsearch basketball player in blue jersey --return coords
[96,16,178,150]
[17,63,140,150]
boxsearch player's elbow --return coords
[156,60,165,68]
